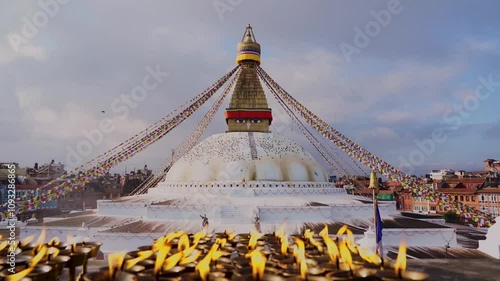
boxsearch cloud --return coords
[15,87,151,158]
[0,38,46,65]
[356,127,399,141]
[375,111,413,125]
[1,0,500,175]
[465,38,497,52]
[483,121,500,139]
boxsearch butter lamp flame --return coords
[247,249,266,281]
[21,235,34,247]
[281,234,289,256]
[108,251,126,280]
[125,250,152,269]
[29,245,47,268]
[154,244,171,275]
[48,237,60,246]
[34,227,46,246]
[195,253,211,281]
[395,239,407,277]
[6,268,34,281]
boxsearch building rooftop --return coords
[477,187,500,193]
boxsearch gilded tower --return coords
[225,25,273,133]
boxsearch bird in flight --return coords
[101,111,105,114]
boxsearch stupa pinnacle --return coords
[225,25,272,133]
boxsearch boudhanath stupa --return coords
[21,25,494,259]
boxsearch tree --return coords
[443,211,459,223]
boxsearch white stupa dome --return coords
[165,132,329,183]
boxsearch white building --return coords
[429,169,456,181]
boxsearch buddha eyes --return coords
[235,119,262,124]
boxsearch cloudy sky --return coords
[1,0,499,177]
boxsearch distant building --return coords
[428,169,456,181]
[455,170,466,178]
[122,165,152,195]
[27,160,66,185]
[477,188,500,218]
[477,178,500,218]
[411,183,438,215]
[485,159,500,176]
[395,188,413,211]
[0,163,33,205]
[58,172,124,211]
[436,179,482,216]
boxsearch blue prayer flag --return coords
[376,203,383,244]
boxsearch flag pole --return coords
[369,171,381,256]
[369,171,378,230]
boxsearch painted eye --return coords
[236,119,246,124]
[252,119,262,123]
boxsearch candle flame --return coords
[108,252,126,279]
[154,243,171,275]
[8,242,18,253]
[300,258,307,279]
[195,253,211,281]
[336,225,348,237]
[192,230,206,245]
[34,227,46,246]
[248,231,264,250]
[163,251,182,271]
[358,248,382,265]
[323,235,339,263]
[21,235,34,247]
[294,239,305,259]
[303,229,314,240]
[345,229,358,255]
[275,221,287,238]
[125,250,153,269]
[215,238,227,248]
[394,239,407,276]
[152,236,167,252]
[303,229,323,253]
[165,231,184,243]
[48,247,60,259]
[179,249,201,265]
[48,237,60,246]
[224,229,236,240]
[29,245,47,267]
[5,268,33,281]
[66,234,76,252]
[294,238,307,279]
[319,225,328,238]
[0,240,8,251]
[281,234,289,256]
[194,240,221,280]
[246,249,266,280]
[339,239,353,270]
[178,234,190,252]
[211,250,227,261]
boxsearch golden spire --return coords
[236,24,261,65]
[225,25,271,133]
[369,171,379,189]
